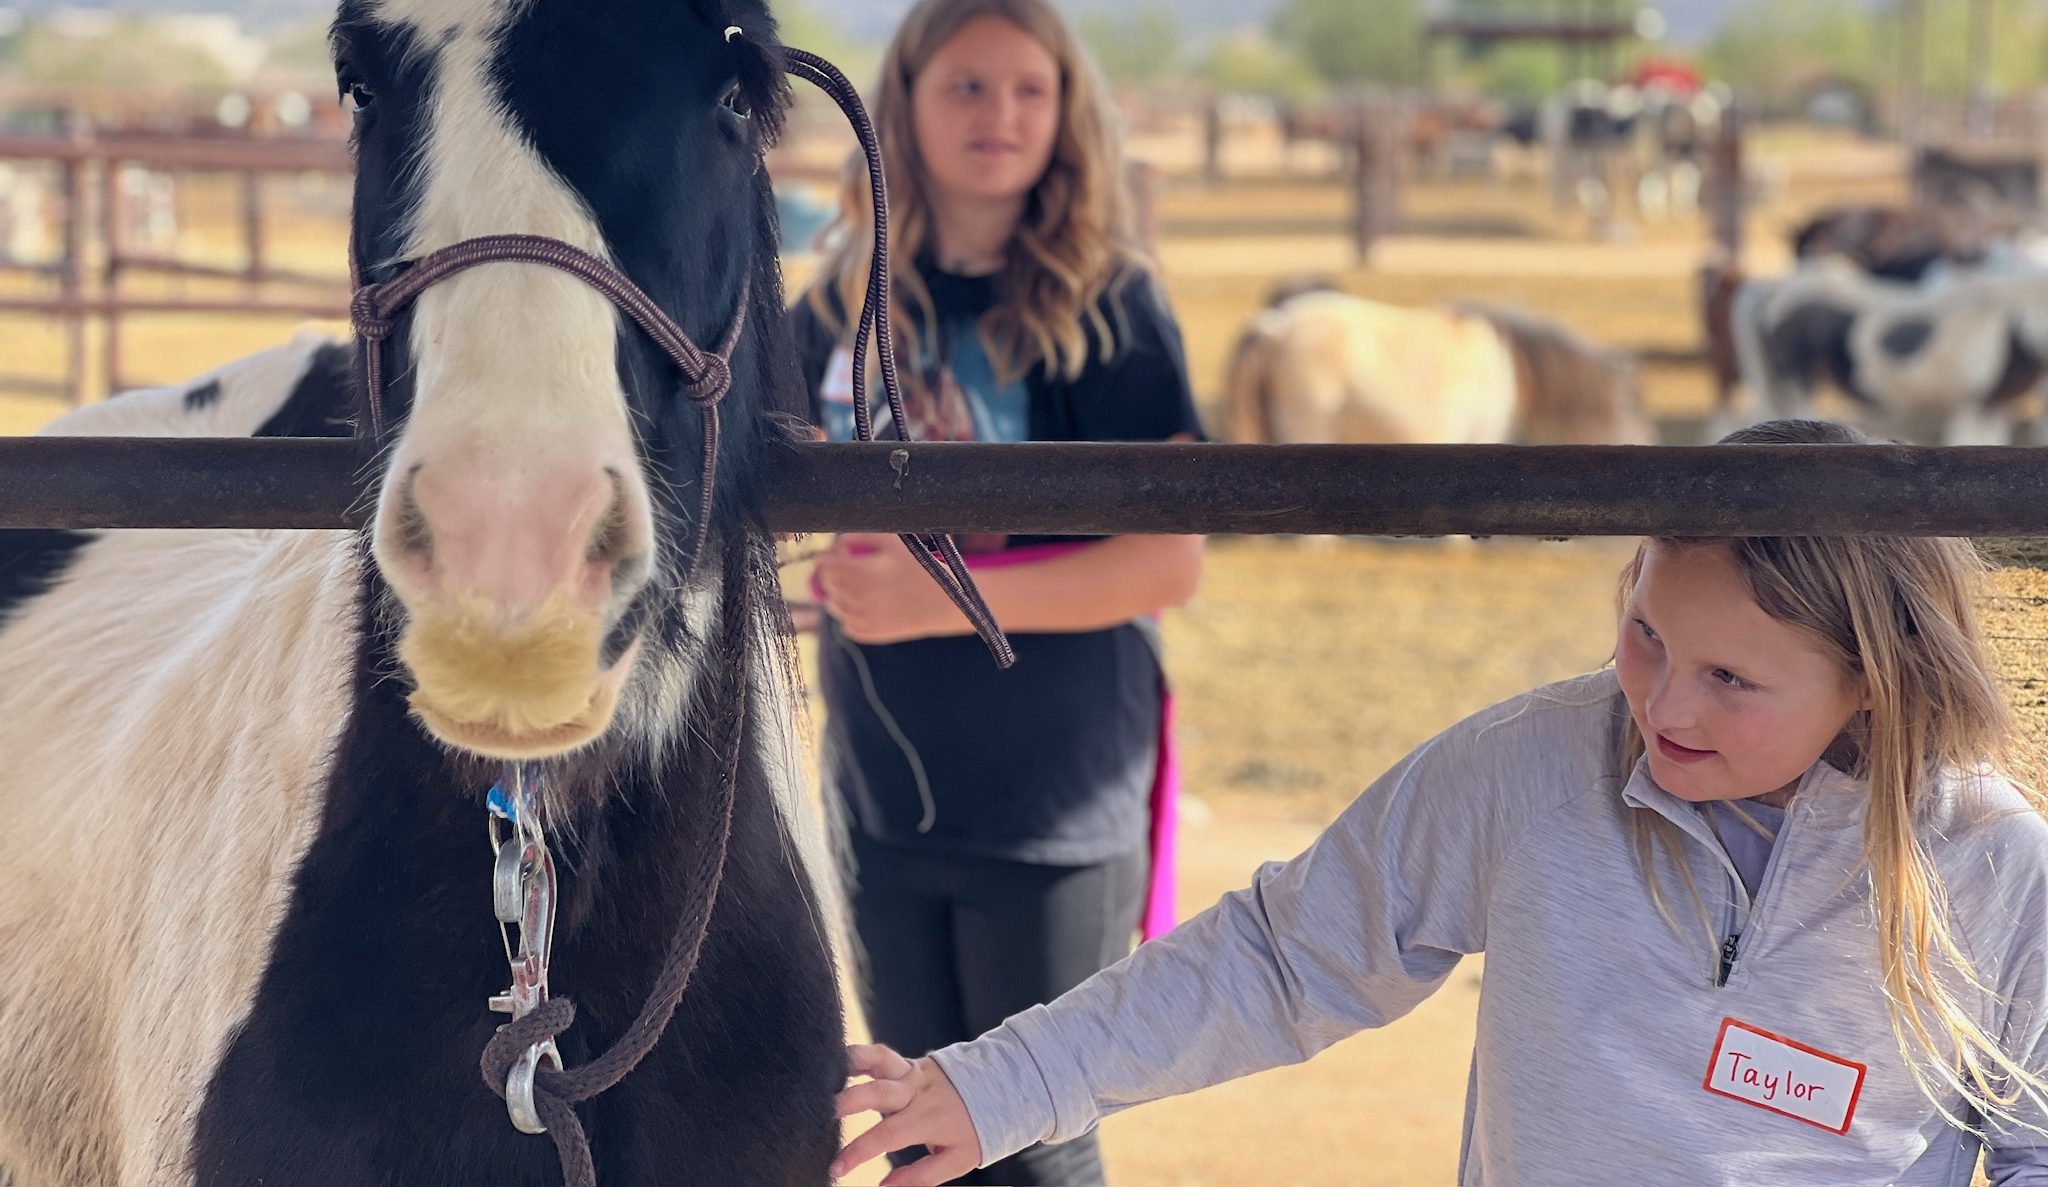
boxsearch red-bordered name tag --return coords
[1703,1017,1866,1135]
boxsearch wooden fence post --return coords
[1125,158,1160,258]
[99,153,122,397]
[1350,91,1401,265]
[57,147,84,406]
[1202,94,1223,184]
[1706,96,1744,264]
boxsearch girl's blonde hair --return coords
[806,0,1143,384]
[1619,418,2048,1134]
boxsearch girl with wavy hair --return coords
[790,2,1204,1183]
[836,421,2048,1187]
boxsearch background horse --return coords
[1699,202,2026,435]
[1222,288,1651,447]
[1731,257,2048,444]
[0,2,848,1184]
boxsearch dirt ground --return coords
[2,129,2043,1185]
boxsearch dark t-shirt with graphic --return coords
[793,262,1203,864]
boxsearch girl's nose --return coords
[1644,671,1696,732]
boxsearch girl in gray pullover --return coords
[833,421,2048,1186]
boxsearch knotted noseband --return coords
[350,235,745,567]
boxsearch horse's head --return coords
[332,0,792,760]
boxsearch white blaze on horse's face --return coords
[369,0,655,760]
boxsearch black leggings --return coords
[844,830,1148,1187]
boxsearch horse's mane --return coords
[1455,303,1639,444]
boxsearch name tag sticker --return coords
[1704,1017,1866,1134]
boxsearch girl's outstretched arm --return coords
[836,681,1602,1177]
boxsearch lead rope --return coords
[780,45,1016,668]
[476,537,756,1187]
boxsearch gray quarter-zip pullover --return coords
[931,671,2048,1184]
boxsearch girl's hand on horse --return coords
[831,1043,982,1186]
[814,533,965,645]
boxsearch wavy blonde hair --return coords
[1620,418,2048,1135]
[805,0,1144,384]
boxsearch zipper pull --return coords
[1716,933,1742,987]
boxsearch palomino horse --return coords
[0,3,987,1184]
[1222,288,1651,447]
[1730,257,2048,445]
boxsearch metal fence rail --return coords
[3,439,2048,537]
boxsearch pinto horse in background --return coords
[0,2,852,1184]
[1699,203,2008,435]
[1730,257,2048,445]
[1222,287,1652,448]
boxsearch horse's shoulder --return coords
[41,330,352,440]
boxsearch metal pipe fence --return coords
[1,439,2044,537]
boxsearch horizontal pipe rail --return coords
[0,134,352,172]
[110,256,347,288]
[2,439,2047,536]
[0,296,347,318]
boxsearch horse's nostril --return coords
[586,470,651,596]
[395,466,435,558]
[612,551,653,597]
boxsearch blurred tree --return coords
[1701,0,1884,108]
[1916,0,2048,92]
[1700,0,2048,115]
[1077,6,1181,87]
[1426,0,1650,100]
[778,0,865,66]
[259,15,337,90]
[772,1,881,138]
[1197,29,1323,103]
[10,16,238,89]
[1269,0,1426,86]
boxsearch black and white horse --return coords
[1727,257,2048,445]
[0,2,851,1183]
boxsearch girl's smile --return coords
[1655,733,1717,764]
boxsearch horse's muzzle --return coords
[398,591,641,759]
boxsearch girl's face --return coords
[1615,542,1869,803]
[910,16,1062,210]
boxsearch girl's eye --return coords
[1635,619,1658,642]
[1713,669,1747,690]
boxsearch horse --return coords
[1789,204,1989,284]
[1222,288,1652,448]
[0,2,868,1184]
[1701,205,2008,436]
[1729,256,2048,445]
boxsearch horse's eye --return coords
[340,76,375,115]
[720,82,751,121]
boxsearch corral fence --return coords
[0,130,355,403]
[0,127,1159,405]
[1,437,2045,539]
